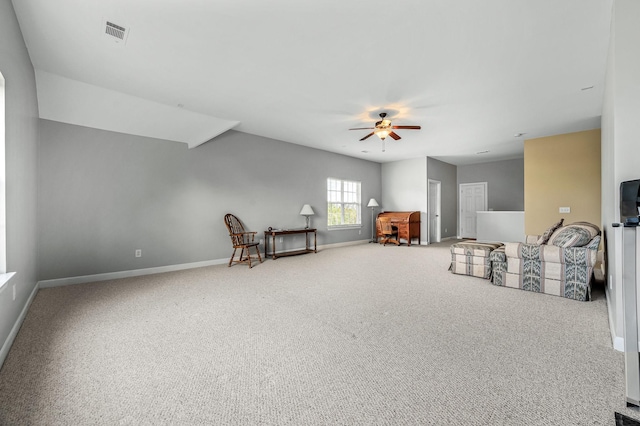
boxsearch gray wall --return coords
[427,157,457,240]
[381,158,427,212]
[457,158,525,211]
[38,121,381,280]
[381,158,428,243]
[0,1,40,360]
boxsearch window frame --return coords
[326,177,362,230]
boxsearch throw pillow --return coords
[566,221,601,237]
[549,226,593,248]
[536,218,564,245]
[547,221,600,246]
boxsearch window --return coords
[327,178,361,228]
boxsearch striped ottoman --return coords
[449,241,504,279]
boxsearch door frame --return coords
[458,182,488,239]
[428,179,441,244]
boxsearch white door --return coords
[428,180,441,244]
[459,182,487,239]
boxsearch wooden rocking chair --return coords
[224,213,263,268]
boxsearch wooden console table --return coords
[264,228,317,259]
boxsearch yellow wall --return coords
[524,129,601,235]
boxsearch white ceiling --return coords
[13,0,612,164]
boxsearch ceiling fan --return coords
[349,112,421,141]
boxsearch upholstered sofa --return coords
[489,221,601,301]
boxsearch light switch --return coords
[559,207,571,213]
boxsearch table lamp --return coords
[367,198,379,243]
[300,204,315,229]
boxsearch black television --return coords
[620,179,640,225]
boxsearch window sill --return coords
[0,271,16,290]
[327,225,362,231]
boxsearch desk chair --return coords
[378,217,400,246]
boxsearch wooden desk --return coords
[264,228,317,259]
[376,211,420,246]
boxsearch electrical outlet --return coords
[259,239,264,244]
[12,284,16,301]
[359,230,361,235]
[444,228,447,233]
[559,207,571,213]
[135,249,142,258]
[279,237,283,243]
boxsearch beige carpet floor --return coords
[1,241,640,425]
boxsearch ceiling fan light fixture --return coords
[375,128,391,140]
[350,112,420,143]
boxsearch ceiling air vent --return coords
[105,21,126,39]
[102,19,129,44]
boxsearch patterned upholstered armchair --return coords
[490,221,601,301]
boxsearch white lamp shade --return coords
[299,204,315,215]
[367,198,379,208]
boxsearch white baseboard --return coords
[613,336,624,352]
[606,285,624,352]
[38,242,372,289]
[38,258,229,289]
[0,281,39,368]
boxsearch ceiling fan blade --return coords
[359,132,375,141]
[349,127,374,130]
[392,125,421,130]
[388,131,401,140]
